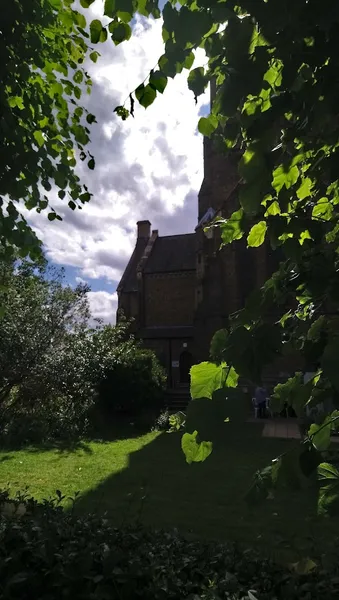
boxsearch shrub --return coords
[0,388,91,446]
[153,408,171,431]
[98,345,166,417]
[1,490,339,600]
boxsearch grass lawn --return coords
[1,420,338,561]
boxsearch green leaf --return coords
[183,51,194,69]
[149,71,168,94]
[135,84,156,108]
[80,0,95,6]
[89,51,100,63]
[90,19,104,44]
[219,208,244,245]
[187,67,207,100]
[73,71,83,84]
[33,131,45,147]
[264,200,280,216]
[318,462,339,482]
[104,0,115,16]
[74,11,86,29]
[86,114,96,124]
[117,10,132,22]
[58,190,66,200]
[239,181,265,215]
[48,212,57,221]
[239,148,267,184]
[309,416,332,451]
[198,115,218,137]
[110,22,132,45]
[297,177,313,200]
[307,316,325,341]
[190,361,238,400]
[181,431,213,464]
[272,164,300,193]
[80,192,91,202]
[312,198,333,221]
[271,372,309,417]
[290,558,318,575]
[88,158,95,170]
[209,329,228,363]
[247,221,267,247]
[8,96,25,110]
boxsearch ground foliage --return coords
[104,0,339,514]
[2,489,339,600]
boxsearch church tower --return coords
[193,80,266,360]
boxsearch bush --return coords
[1,490,339,600]
[0,319,166,445]
[0,388,91,446]
[98,345,166,417]
[153,408,171,431]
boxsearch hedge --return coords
[1,490,339,600]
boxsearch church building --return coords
[117,89,277,391]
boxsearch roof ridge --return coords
[157,232,195,239]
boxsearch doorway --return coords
[179,350,193,385]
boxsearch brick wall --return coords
[144,272,195,327]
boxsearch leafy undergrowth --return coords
[1,491,339,600]
[1,425,339,561]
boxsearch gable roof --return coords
[118,237,148,293]
[144,233,196,274]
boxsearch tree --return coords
[0,254,91,404]
[0,0,163,260]
[0,0,100,259]
[101,0,339,513]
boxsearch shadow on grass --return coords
[72,395,333,561]
[0,455,14,463]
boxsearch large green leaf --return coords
[239,148,267,184]
[317,462,339,516]
[272,164,299,193]
[90,19,104,43]
[247,221,267,247]
[135,84,157,108]
[110,22,132,45]
[190,361,238,400]
[149,71,168,94]
[271,372,312,417]
[181,430,213,464]
[219,209,244,245]
[318,462,339,482]
[198,115,218,137]
[308,416,332,451]
[312,198,333,221]
[187,66,207,99]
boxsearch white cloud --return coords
[25,4,208,320]
[88,290,118,324]
[75,276,87,285]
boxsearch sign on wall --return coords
[172,360,179,368]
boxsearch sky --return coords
[27,1,210,324]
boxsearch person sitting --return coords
[254,385,268,418]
